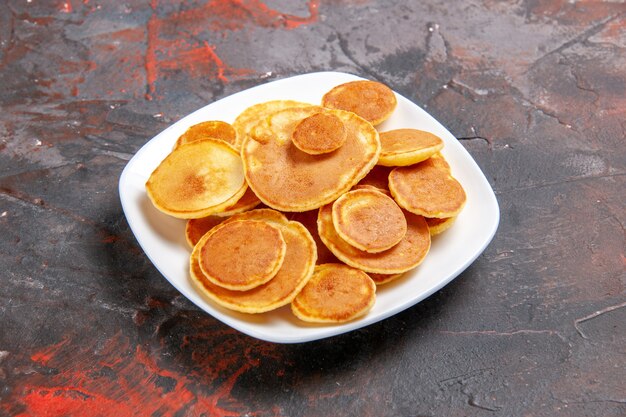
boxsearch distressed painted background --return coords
[1,1,625,416]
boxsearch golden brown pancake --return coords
[291,111,347,154]
[198,220,286,291]
[357,165,392,191]
[322,80,397,126]
[389,158,466,218]
[222,207,289,227]
[368,272,405,286]
[185,216,224,247]
[318,203,430,274]
[242,106,380,212]
[174,120,237,149]
[378,129,444,166]
[426,216,457,236]
[429,152,451,172]
[288,210,339,265]
[190,220,317,313]
[291,264,376,323]
[232,100,311,150]
[332,188,407,253]
[145,139,247,219]
[214,187,261,217]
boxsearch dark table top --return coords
[1,1,625,416]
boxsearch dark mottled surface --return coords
[1,1,625,416]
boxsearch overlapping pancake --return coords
[426,216,457,236]
[185,216,224,247]
[322,80,397,126]
[233,100,311,150]
[318,203,430,274]
[174,120,237,149]
[222,207,288,227]
[291,111,347,154]
[429,152,451,172]
[190,219,316,313]
[214,187,261,217]
[288,210,339,265]
[357,165,392,191]
[145,139,247,219]
[291,264,376,323]
[389,158,466,218]
[332,188,407,253]
[242,106,380,212]
[378,129,444,166]
[368,272,405,286]
[197,220,286,291]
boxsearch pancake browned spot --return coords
[378,129,444,166]
[291,263,376,323]
[318,203,430,274]
[389,158,466,218]
[146,139,246,219]
[291,111,347,154]
[174,120,237,149]
[332,188,407,253]
[322,80,397,126]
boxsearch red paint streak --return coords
[30,338,70,366]
[144,0,160,100]
[60,1,73,13]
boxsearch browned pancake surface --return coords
[175,120,237,149]
[322,80,397,125]
[291,111,347,154]
[291,264,376,323]
[378,129,444,166]
[186,216,224,247]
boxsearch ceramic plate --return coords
[119,71,499,343]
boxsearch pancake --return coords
[429,152,451,172]
[242,106,380,212]
[190,219,317,313]
[288,210,339,265]
[322,80,397,126]
[426,216,457,236]
[368,272,405,286]
[222,207,289,227]
[145,139,247,219]
[174,120,237,149]
[332,188,407,253]
[378,129,444,166]
[318,203,430,274]
[291,264,376,323]
[357,165,392,191]
[291,111,347,154]
[232,100,311,150]
[185,216,224,247]
[214,187,261,217]
[198,220,286,291]
[389,158,466,218]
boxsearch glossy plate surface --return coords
[119,72,499,343]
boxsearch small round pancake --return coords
[214,187,261,217]
[174,120,237,149]
[291,264,376,323]
[368,272,405,286]
[426,216,457,236]
[291,111,347,154]
[389,158,466,218]
[318,203,430,274]
[332,188,407,253]
[378,129,444,166]
[185,216,224,247]
[146,139,247,219]
[233,100,311,150]
[322,80,397,126]
[198,220,286,291]
[190,220,316,313]
[242,106,380,212]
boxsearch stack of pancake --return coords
[146,80,466,324]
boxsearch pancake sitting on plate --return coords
[291,110,347,154]
[174,120,237,149]
[322,80,397,126]
[233,100,311,150]
[185,215,224,247]
[332,188,407,253]
[367,272,405,286]
[190,218,317,313]
[213,187,261,217]
[288,210,339,265]
[378,129,444,167]
[426,216,457,236]
[146,138,247,219]
[242,106,380,212]
[197,219,287,291]
[291,264,376,323]
[318,203,430,274]
[389,158,466,218]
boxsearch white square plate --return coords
[119,71,499,343]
